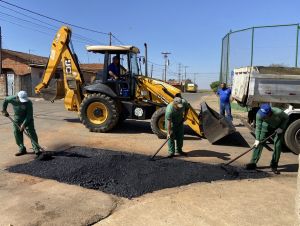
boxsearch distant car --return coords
[185,83,198,93]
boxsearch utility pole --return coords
[178,63,182,83]
[193,73,197,84]
[28,49,35,63]
[0,26,2,76]
[184,66,189,82]
[161,52,171,81]
[109,32,112,46]
[150,64,153,78]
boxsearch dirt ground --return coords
[0,93,298,226]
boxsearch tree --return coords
[210,81,220,93]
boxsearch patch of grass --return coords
[231,102,248,112]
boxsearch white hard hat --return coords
[17,91,29,103]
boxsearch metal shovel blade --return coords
[200,102,236,144]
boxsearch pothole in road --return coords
[7,147,269,198]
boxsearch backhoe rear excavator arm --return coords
[35,26,84,112]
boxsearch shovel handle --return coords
[150,137,170,159]
[224,131,277,166]
[7,116,45,152]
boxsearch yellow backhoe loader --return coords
[35,26,235,143]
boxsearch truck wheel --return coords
[151,107,167,139]
[284,119,300,154]
[80,93,119,132]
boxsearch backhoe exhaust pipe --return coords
[144,43,148,76]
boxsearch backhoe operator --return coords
[165,97,189,158]
[1,91,41,157]
[108,56,126,80]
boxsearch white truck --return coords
[231,66,300,154]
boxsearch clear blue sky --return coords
[1,0,300,88]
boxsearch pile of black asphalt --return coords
[7,147,269,199]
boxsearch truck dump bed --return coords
[232,66,300,107]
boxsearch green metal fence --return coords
[220,23,300,84]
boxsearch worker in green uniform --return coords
[246,103,289,174]
[165,97,189,158]
[1,91,41,157]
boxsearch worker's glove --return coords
[275,128,283,134]
[1,111,9,117]
[20,124,25,132]
[253,140,260,148]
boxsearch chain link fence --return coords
[220,23,300,84]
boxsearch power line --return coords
[0,10,57,32]
[147,60,164,67]
[0,4,57,28]
[0,1,125,45]
[0,16,91,45]
[0,9,105,45]
[0,0,109,35]
[111,34,124,45]
[0,4,105,44]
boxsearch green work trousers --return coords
[13,119,39,153]
[168,125,184,154]
[250,129,283,168]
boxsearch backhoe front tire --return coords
[80,93,119,132]
[151,107,167,139]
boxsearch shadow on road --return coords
[188,150,231,160]
[112,120,153,134]
[8,146,269,199]
[214,132,250,148]
[64,118,81,123]
[258,164,299,173]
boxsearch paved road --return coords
[0,93,298,226]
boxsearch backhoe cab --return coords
[35,26,235,143]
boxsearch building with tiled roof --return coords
[0,49,103,96]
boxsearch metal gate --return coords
[7,73,14,95]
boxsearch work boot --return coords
[245,163,257,170]
[15,147,27,156]
[34,150,42,158]
[271,167,280,175]
[177,151,188,156]
[167,153,175,158]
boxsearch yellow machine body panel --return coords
[136,76,203,136]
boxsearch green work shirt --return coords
[255,107,289,140]
[165,99,189,129]
[2,95,34,126]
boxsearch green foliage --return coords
[210,81,220,93]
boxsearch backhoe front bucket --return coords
[40,80,65,101]
[200,102,236,143]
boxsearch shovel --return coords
[221,131,276,168]
[221,131,277,175]
[149,137,170,161]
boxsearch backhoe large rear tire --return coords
[151,107,167,139]
[80,93,119,132]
